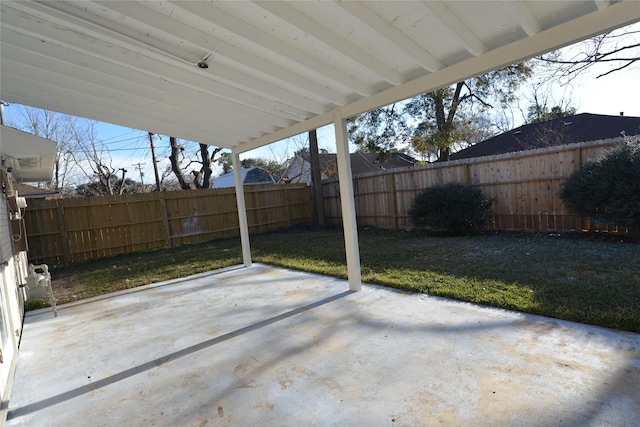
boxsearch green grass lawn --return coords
[42,228,640,332]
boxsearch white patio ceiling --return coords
[2,1,638,154]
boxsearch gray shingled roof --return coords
[450,113,640,161]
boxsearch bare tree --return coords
[169,137,192,190]
[538,23,640,82]
[68,121,122,196]
[192,143,223,189]
[5,105,137,196]
[168,137,223,190]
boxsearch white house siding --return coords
[0,197,11,265]
[0,174,27,414]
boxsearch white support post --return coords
[333,110,362,291]
[232,150,252,267]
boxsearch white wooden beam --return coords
[75,1,337,113]
[420,0,488,56]
[135,1,353,106]
[0,55,275,138]
[255,1,406,85]
[1,15,309,124]
[510,1,543,36]
[233,151,252,267]
[1,74,246,147]
[333,110,362,292]
[1,64,260,144]
[172,1,374,97]
[337,1,445,72]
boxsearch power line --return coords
[101,131,142,140]
[100,146,149,152]
[99,136,146,146]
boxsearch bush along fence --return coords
[23,184,311,267]
[322,137,631,234]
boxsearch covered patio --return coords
[3,1,640,293]
[3,2,640,425]
[8,264,640,426]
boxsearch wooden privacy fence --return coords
[322,138,624,233]
[24,184,311,267]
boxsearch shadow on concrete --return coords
[8,290,354,420]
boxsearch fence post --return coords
[56,202,70,266]
[463,163,471,186]
[574,147,583,231]
[388,174,399,230]
[286,187,292,227]
[159,193,172,247]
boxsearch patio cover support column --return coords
[232,150,252,267]
[334,110,362,292]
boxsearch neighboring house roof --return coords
[450,113,640,161]
[15,183,59,198]
[349,152,417,174]
[213,167,275,188]
[285,152,416,184]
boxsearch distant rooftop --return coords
[15,183,59,198]
[450,113,640,161]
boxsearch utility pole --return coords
[133,162,145,187]
[148,132,162,192]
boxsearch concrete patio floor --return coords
[6,264,640,426]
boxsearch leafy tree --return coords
[560,136,640,228]
[214,153,287,182]
[217,152,233,174]
[75,176,141,197]
[526,105,577,124]
[348,63,532,161]
[241,157,287,182]
[523,82,577,125]
[347,104,406,154]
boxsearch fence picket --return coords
[24,138,630,267]
[24,185,310,267]
[321,138,628,235]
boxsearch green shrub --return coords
[560,138,640,227]
[408,183,493,233]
